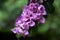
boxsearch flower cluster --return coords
[11,0,46,37]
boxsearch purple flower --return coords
[11,27,24,34]
[38,5,46,15]
[11,1,47,37]
[28,3,39,13]
[11,27,29,36]
[37,17,45,23]
[29,0,43,3]
[27,20,35,27]
[24,30,29,36]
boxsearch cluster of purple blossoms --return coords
[11,0,46,37]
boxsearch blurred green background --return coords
[0,0,60,40]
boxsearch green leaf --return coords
[4,0,28,12]
[53,0,60,16]
[37,20,50,34]
[16,34,22,39]
[0,11,8,20]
